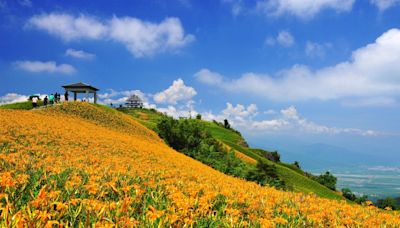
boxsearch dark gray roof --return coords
[62,82,99,91]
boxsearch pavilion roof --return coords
[62,82,99,91]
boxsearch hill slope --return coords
[120,108,343,200]
[0,102,398,226]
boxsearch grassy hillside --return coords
[0,102,398,226]
[120,108,344,200]
[0,101,43,110]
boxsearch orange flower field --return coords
[0,102,399,227]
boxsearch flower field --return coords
[0,103,399,227]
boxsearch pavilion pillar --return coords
[74,92,77,101]
[94,92,97,104]
[86,90,89,102]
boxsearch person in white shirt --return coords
[32,97,38,108]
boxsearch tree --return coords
[263,151,281,162]
[315,171,337,191]
[247,160,280,186]
[293,161,301,169]
[377,197,397,210]
[342,188,357,201]
[224,119,231,129]
[196,114,202,120]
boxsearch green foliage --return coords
[156,116,250,179]
[196,114,202,120]
[376,197,399,210]
[156,116,285,187]
[313,171,337,191]
[253,149,281,162]
[247,160,285,188]
[340,187,368,205]
[342,188,357,201]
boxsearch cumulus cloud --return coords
[204,103,379,136]
[265,30,295,47]
[153,79,197,104]
[194,69,224,85]
[14,60,76,74]
[65,49,95,60]
[256,0,355,19]
[28,13,194,58]
[196,28,400,103]
[28,13,108,41]
[109,17,194,57]
[371,0,400,11]
[0,93,29,104]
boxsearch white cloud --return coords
[14,60,76,74]
[277,30,295,47]
[28,13,194,58]
[256,0,355,19]
[371,0,400,11]
[28,13,108,41]
[196,28,400,103]
[109,17,194,57]
[153,79,197,104]
[65,49,95,60]
[265,30,294,47]
[204,103,380,136]
[305,41,332,58]
[194,68,224,85]
[0,93,29,104]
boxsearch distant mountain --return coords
[280,143,387,170]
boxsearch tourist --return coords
[32,96,38,108]
[55,93,59,103]
[49,94,54,105]
[64,91,69,101]
[43,96,48,106]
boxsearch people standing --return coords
[55,93,59,103]
[64,91,69,102]
[32,96,38,108]
[43,96,48,106]
[49,94,54,105]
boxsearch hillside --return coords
[0,102,398,226]
[120,108,343,200]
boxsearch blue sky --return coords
[1,0,400,165]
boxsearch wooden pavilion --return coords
[62,82,99,103]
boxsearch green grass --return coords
[117,107,163,130]
[0,101,43,110]
[119,108,344,201]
